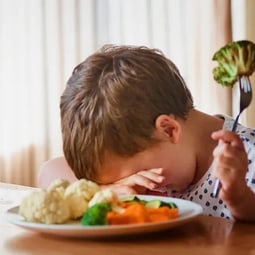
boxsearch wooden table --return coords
[1,182,255,255]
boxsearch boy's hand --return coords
[211,129,255,221]
[212,130,248,202]
[101,168,166,195]
[115,167,165,190]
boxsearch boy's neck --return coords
[187,109,225,184]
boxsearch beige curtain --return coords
[0,0,97,186]
[0,0,247,187]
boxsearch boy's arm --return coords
[226,185,255,222]
[38,157,165,196]
[212,130,255,222]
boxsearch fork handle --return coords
[212,115,240,198]
[212,178,220,198]
[231,113,241,132]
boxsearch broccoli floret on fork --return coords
[212,40,255,87]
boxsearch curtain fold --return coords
[0,0,49,185]
[0,0,243,186]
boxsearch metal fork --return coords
[212,75,253,198]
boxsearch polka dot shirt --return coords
[164,115,255,220]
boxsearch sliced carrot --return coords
[107,203,149,225]
[107,202,178,225]
[147,206,178,223]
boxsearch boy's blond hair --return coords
[60,45,194,181]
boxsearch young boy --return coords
[38,45,255,222]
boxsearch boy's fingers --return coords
[148,168,163,174]
[138,169,165,183]
[132,174,158,190]
[213,142,241,158]
[115,174,157,190]
[212,130,244,148]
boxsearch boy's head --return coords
[60,45,194,182]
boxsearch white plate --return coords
[4,195,203,238]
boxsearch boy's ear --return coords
[155,115,181,144]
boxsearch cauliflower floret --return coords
[19,178,101,223]
[88,189,119,208]
[64,179,100,219]
[19,189,70,224]
[47,178,70,197]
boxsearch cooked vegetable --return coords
[19,189,71,224]
[107,202,178,225]
[64,179,100,219]
[47,178,70,197]
[88,188,119,208]
[81,197,179,226]
[146,206,178,223]
[145,199,177,209]
[19,178,100,223]
[107,203,148,224]
[120,195,142,203]
[121,195,177,209]
[212,40,255,87]
[81,202,112,226]
[19,179,179,226]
